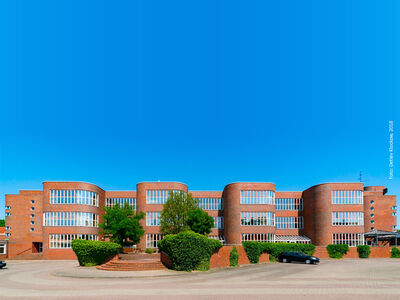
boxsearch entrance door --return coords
[32,242,43,253]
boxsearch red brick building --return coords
[4,181,397,259]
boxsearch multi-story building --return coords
[3,181,397,259]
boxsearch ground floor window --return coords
[0,243,6,254]
[332,233,364,247]
[146,234,163,248]
[49,234,98,249]
[241,233,275,242]
[209,235,225,244]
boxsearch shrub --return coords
[145,248,155,254]
[71,239,121,266]
[230,246,239,266]
[158,231,222,271]
[357,245,370,258]
[187,209,214,235]
[326,244,349,259]
[242,242,316,263]
[391,247,400,258]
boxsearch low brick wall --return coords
[314,246,400,259]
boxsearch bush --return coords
[158,231,222,271]
[242,242,316,263]
[326,244,349,259]
[357,245,370,258]
[391,247,400,258]
[145,248,155,254]
[71,239,121,266]
[230,246,239,266]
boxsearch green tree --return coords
[187,209,214,235]
[0,219,4,227]
[99,204,145,248]
[160,191,198,234]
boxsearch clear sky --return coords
[0,1,399,224]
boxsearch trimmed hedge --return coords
[391,247,400,258]
[242,242,316,263]
[326,244,349,259]
[71,239,121,266]
[357,245,370,258]
[158,231,222,271]
[230,246,239,267]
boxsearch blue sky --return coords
[0,1,399,224]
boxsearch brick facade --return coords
[3,181,397,259]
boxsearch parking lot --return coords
[0,259,400,299]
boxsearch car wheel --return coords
[305,259,311,264]
[282,258,287,263]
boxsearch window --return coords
[30,214,35,218]
[30,221,35,225]
[43,212,99,227]
[146,190,182,204]
[393,225,397,230]
[5,206,11,210]
[146,234,163,248]
[0,244,6,254]
[30,200,35,204]
[241,233,275,242]
[332,233,364,247]
[371,207,374,211]
[371,220,374,224]
[370,214,374,218]
[213,216,224,229]
[5,226,11,230]
[146,212,160,226]
[370,200,374,204]
[197,198,223,210]
[209,235,225,244]
[392,212,397,216]
[275,198,303,211]
[240,212,274,226]
[392,206,397,210]
[371,227,374,230]
[49,234,98,249]
[332,212,364,226]
[275,217,304,229]
[5,212,11,217]
[240,190,275,205]
[50,190,99,207]
[30,207,35,211]
[30,228,34,232]
[332,190,363,204]
[5,233,11,237]
[106,198,136,209]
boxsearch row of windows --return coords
[240,190,275,205]
[49,234,98,249]
[146,234,164,248]
[240,212,274,226]
[209,235,225,243]
[332,190,363,205]
[197,198,223,210]
[5,206,10,210]
[43,212,99,227]
[332,212,364,226]
[213,216,224,229]
[275,217,304,229]
[275,198,303,211]
[106,197,136,209]
[241,233,275,242]
[332,233,364,247]
[146,212,160,226]
[50,190,99,207]
[146,190,182,204]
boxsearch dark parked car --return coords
[0,261,6,269]
[278,251,319,264]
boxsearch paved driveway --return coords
[0,259,400,299]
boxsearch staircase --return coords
[11,253,44,260]
[96,253,167,271]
